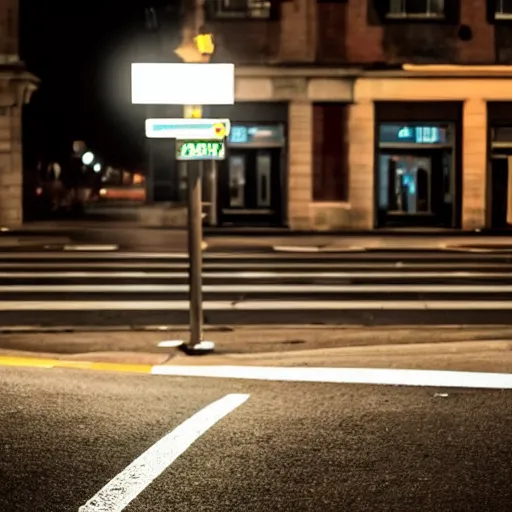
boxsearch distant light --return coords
[82,151,94,165]
[93,163,101,173]
[99,188,107,196]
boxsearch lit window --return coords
[208,0,271,19]
[387,0,445,19]
[496,0,512,19]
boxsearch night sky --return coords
[20,1,181,171]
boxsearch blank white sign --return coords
[131,63,235,105]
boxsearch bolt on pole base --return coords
[178,340,215,355]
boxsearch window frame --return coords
[495,0,512,20]
[206,0,273,20]
[386,0,446,20]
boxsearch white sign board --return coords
[145,118,231,139]
[131,63,235,105]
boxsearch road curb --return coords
[0,355,155,373]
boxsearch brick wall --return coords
[209,0,317,65]
[279,0,316,62]
[457,0,494,63]
[344,1,497,65]
[345,1,384,63]
[209,20,280,64]
[316,3,347,63]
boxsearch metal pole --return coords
[187,160,203,347]
[209,160,218,226]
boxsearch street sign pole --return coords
[181,107,214,354]
[131,62,234,356]
[186,159,205,351]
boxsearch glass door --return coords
[228,155,246,208]
[377,149,452,227]
[218,148,282,225]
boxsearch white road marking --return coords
[3,283,512,293]
[1,271,512,279]
[0,251,352,260]
[2,300,512,311]
[0,262,509,270]
[151,366,512,390]
[79,393,249,512]
[157,340,184,348]
[63,245,119,251]
[0,250,505,260]
[273,245,366,252]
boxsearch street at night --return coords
[5,0,512,510]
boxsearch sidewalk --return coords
[1,220,512,252]
[1,326,512,371]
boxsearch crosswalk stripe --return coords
[1,300,512,311]
[3,284,512,293]
[1,271,512,278]
[1,250,512,326]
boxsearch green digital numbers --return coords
[176,141,225,160]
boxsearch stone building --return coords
[0,0,38,226]
[156,0,512,230]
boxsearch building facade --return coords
[176,0,512,230]
[0,0,38,226]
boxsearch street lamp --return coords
[93,163,101,173]
[82,151,94,166]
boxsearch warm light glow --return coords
[133,173,144,185]
[99,188,107,196]
[82,151,94,165]
[131,63,235,105]
[403,64,512,73]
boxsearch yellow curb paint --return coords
[0,356,153,374]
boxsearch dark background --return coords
[19,1,183,172]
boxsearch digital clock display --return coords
[176,140,226,160]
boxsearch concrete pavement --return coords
[2,327,512,374]
[1,365,511,511]
[3,220,512,252]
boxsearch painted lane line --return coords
[63,245,119,251]
[5,284,512,293]
[151,366,512,390]
[79,393,249,512]
[0,262,510,271]
[0,251,371,260]
[3,300,512,311]
[2,271,512,279]
[0,251,508,260]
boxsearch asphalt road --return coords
[3,249,512,326]
[1,366,511,511]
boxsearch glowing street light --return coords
[82,151,94,165]
[93,163,101,173]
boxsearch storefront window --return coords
[376,122,455,227]
[379,155,431,214]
